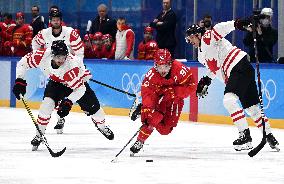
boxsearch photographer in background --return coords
[243,8,278,63]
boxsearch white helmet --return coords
[260,8,273,17]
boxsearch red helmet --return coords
[84,34,92,41]
[144,26,154,34]
[102,34,112,41]
[16,12,24,19]
[93,32,103,40]
[154,49,172,65]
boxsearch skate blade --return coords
[56,129,63,134]
[270,145,280,152]
[130,152,135,157]
[32,146,39,151]
[234,142,253,151]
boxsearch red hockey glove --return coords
[4,41,13,48]
[57,99,73,118]
[141,107,163,127]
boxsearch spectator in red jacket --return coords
[114,17,135,60]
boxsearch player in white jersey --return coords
[12,40,114,151]
[32,10,84,134]
[185,21,279,151]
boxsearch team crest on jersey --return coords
[202,31,211,45]
[63,67,80,81]
[205,58,219,74]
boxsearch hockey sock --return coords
[91,108,106,129]
[245,104,271,134]
[36,97,55,135]
[137,125,154,142]
[223,93,249,132]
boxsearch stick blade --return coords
[48,147,66,158]
[248,138,266,157]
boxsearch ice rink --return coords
[0,107,283,184]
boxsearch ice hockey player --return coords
[185,20,279,151]
[32,10,84,133]
[130,49,196,155]
[137,26,158,60]
[12,40,114,151]
[101,34,116,59]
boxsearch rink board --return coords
[0,57,283,128]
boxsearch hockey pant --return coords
[138,99,184,142]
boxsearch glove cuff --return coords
[15,78,27,86]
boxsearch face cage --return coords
[154,63,172,76]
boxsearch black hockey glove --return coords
[234,18,251,31]
[196,76,212,98]
[130,103,142,121]
[12,78,27,100]
[57,99,73,118]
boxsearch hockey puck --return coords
[146,159,153,162]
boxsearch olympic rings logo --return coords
[260,79,276,109]
[121,73,144,100]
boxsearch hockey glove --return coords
[234,18,251,31]
[131,103,142,121]
[196,76,212,98]
[12,78,27,100]
[57,99,73,118]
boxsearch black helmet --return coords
[185,24,205,37]
[49,10,62,20]
[51,40,68,56]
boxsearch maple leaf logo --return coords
[206,58,220,74]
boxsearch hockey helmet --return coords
[93,32,103,40]
[84,34,93,41]
[102,34,112,41]
[185,24,205,37]
[154,49,172,65]
[51,40,68,56]
[49,10,62,20]
[16,12,25,19]
[144,26,154,34]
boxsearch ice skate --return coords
[266,133,280,152]
[233,129,253,151]
[94,123,114,140]
[31,135,42,151]
[130,140,144,156]
[54,118,65,134]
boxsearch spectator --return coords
[0,13,16,55]
[48,5,66,27]
[115,17,135,60]
[101,34,115,59]
[199,14,213,31]
[30,5,45,37]
[150,0,177,57]
[4,12,32,56]
[243,8,278,63]
[90,4,117,39]
[137,26,158,60]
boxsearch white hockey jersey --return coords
[16,48,92,102]
[198,20,247,83]
[32,26,84,61]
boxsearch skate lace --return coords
[133,140,143,149]
[100,126,112,136]
[57,118,65,125]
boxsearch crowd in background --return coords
[0,0,279,63]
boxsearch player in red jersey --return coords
[137,26,158,60]
[130,49,196,155]
[101,34,115,59]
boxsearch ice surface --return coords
[0,107,283,184]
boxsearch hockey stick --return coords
[248,16,267,157]
[111,124,144,163]
[20,95,66,157]
[89,78,136,97]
